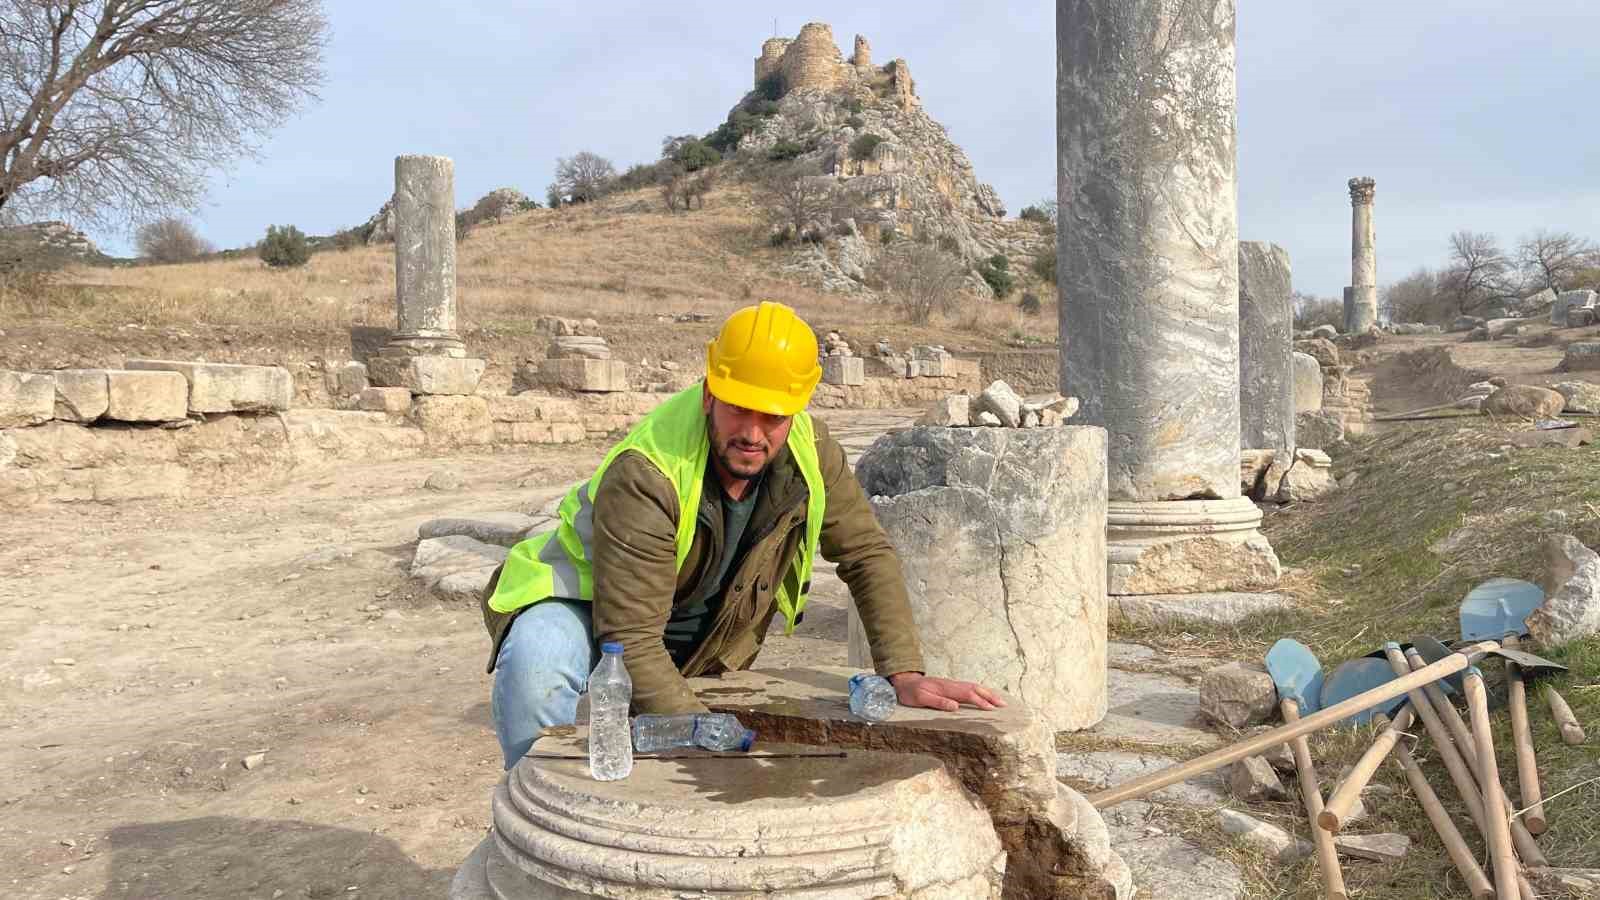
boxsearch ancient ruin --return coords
[1238,241,1297,455]
[1343,176,1378,333]
[1057,0,1280,597]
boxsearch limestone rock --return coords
[357,386,412,414]
[1528,534,1600,645]
[1238,241,1295,453]
[974,379,1023,427]
[1334,833,1410,862]
[1291,352,1323,413]
[463,187,527,227]
[368,356,486,396]
[1110,592,1293,628]
[419,513,538,548]
[975,410,1002,427]
[1108,534,1282,596]
[332,361,369,398]
[126,359,293,413]
[1481,384,1565,419]
[1117,835,1244,900]
[49,370,108,423]
[1295,410,1345,448]
[536,358,628,393]
[1276,453,1337,503]
[919,394,970,426]
[1198,661,1278,729]
[1216,809,1312,866]
[105,370,188,422]
[362,196,395,245]
[411,396,492,446]
[1227,755,1289,802]
[1450,315,1485,333]
[1242,726,1295,772]
[549,335,611,360]
[410,535,507,598]
[1484,317,1526,340]
[424,470,463,492]
[0,371,55,427]
[821,355,865,386]
[1311,324,1337,340]
[1554,381,1600,414]
[1559,342,1600,372]
[852,425,1109,732]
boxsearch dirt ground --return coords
[0,409,911,900]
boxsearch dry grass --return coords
[1113,420,1600,898]
[0,179,1056,356]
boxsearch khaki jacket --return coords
[479,417,925,714]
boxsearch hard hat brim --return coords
[705,368,816,417]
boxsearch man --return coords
[480,301,1002,768]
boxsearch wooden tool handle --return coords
[1545,684,1587,744]
[1319,704,1415,833]
[1465,671,1521,900]
[1282,699,1347,900]
[1089,641,1499,809]
[1503,635,1547,834]
[1381,714,1493,900]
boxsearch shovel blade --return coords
[1266,638,1324,714]
[1410,635,1466,694]
[1320,657,1407,727]
[1459,578,1543,641]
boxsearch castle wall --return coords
[779,22,846,93]
[755,37,791,87]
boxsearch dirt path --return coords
[0,408,915,900]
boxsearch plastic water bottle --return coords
[632,713,757,752]
[848,673,897,722]
[586,642,633,781]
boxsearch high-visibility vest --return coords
[487,384,827,635]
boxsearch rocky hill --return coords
[0,220,110,272]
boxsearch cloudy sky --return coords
[90,1,1600,300]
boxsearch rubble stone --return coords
[974,379,1023,427]
[1217,809,1312,865]
[536,358,628,393]
[1481,384,1566,419]
[549,335,611,360]
[1559,342,1600,372]
[418,513,537,548]
[368,355,486,395]
[821,355,865,386]
[1198,661,1278,728]
[1227,755,1289,802]
[0,371,56,427]
[1554,381,1600,414]
[48,370,108,423]
[1334,833,1410,862]
[1528,534,1600,645]
[127,359,293,413]
[919,394,970,426]
[105,370,188,422]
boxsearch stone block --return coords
[1482,384,1565,419]
[1559,342,1600,372]
[485,393,583,423]
[1,371,56,427]
[1554,381,1600,414]
[691,667,1129,900]
[1108,531,1281,595]
[852,425,1109,732]
[918,394,969,426]
[550,335,611,360]
[1294,338,1339,368]
[492,422,586,444]
[820,355,865,386]
[1277,458,1337,502]
[1198,661,1278,728]
[410,395,492,445]
[1228,755,1289,801]
[367,355,486,395]
[1238,241,1295,453]
[46,370,108,423]
[125,359,293,412]
[1291,352,1323,413]
[333,361,369,396]
[105,370,188,422]
[1109,592,1294,628]
[537,358,627,393]
[357,386,412,414]
[1572,308,1596,327]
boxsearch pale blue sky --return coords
[91,2,1600,300]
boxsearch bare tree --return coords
[756,162,835,242]
[1439,230,1514,316]
[1515,229,1598,295]
[134,216,210,262]
[873,240,966,324]
[1291,291,1342,331]
[1379,267,1443,324]
[0,1,328,229]
[553,152,616,204]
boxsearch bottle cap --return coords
[601,641,624,654]
[848,673,871,689]
[739,729,756,752]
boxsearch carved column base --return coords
[381,331,467,358]
[1107,497,1281,595]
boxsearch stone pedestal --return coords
[848,425,1108,732]
[368,355,485,395]
[1237,242,1295,454]
[1343,177,1378,333]
[821,355,865,385]
[1057,0,1278,596]
[386,155,465,358]
[1105,498,1279,595]
[537,358,628,392]
[450,727,1007,899]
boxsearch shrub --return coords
[1031,251,1057,284]
[454,210,472,242]
[767,139,805,161]
[755,74,783,101]
[845,114,866,130]
[849,133,884,161]
[517,198,540,212]
[672,140,721,173]
[750,99,781,118]
[769,226,792,247]
[875,241,965,324]
[614,161,673,193]
[977,254,1015,299]
[706,109,761,154]
[134,217,210,263]
[331,226,366,251]
[546,183,563,209]
[1019,290,1042,315]
[846,97,864,115]
[257,224,309,268]
[1019,205,1051,225]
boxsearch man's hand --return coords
[889,672,1006,712]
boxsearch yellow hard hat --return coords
[704,301,821,416]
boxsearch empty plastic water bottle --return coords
[632,713,757,753]
[586,642,633,781]
[848,673,897,721]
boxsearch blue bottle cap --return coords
[601,641,624,654]
[848,673,868,689]
[739,729,756,752]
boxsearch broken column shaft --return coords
[389,154,464,357]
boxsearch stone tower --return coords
[755,37,791,87]
[779,22,846,93]
[851,34,873,70]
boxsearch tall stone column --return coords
[1238,241,1296,454]
[1344,176,1377,333]
[387,155,464,358]
[1057,0,1280,596]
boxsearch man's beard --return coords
[709,425,772,481]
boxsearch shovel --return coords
[1318,644,1420,832]
[1264,639,1346,899]
[1319,656,1410,727]
[1460,577,1573,835]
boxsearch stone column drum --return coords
[1056,0,1279,596]
[845,426,1109,732]
[388,154,464,358]
[1344,176,1378,333]
[1238,241,1296,454]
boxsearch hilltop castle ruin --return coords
[754,23,918,110]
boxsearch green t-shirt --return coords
[661,465,761,667]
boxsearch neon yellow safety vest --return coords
[487,384,827,635]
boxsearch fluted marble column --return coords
[1344,176,1377,333]
[1057,0,1279,595]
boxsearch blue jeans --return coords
[491,599,596,769]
